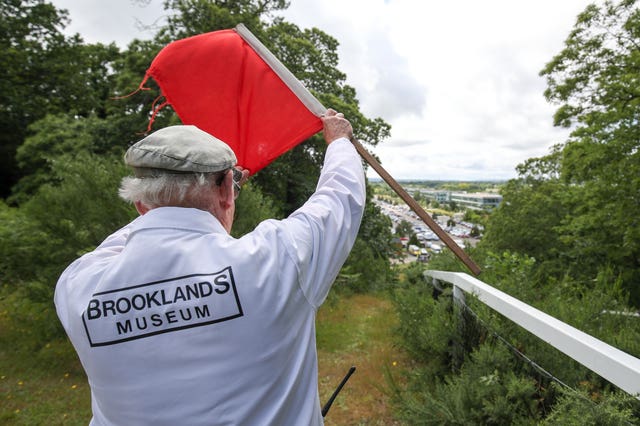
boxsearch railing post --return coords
[453,285,466,307]
[431,277,443,300]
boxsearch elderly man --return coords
[54,109,366,425]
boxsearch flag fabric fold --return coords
[145,29,323,174]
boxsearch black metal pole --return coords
[322,366,356,417]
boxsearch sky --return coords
[49,0,598,181]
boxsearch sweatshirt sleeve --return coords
[282,137,366,308]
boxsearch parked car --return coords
[408,244,421,256]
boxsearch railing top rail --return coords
[424,270,640,397]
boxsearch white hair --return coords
[119,172,225,209]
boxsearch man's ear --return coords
[218,170,235,208]
[134,200,150,215]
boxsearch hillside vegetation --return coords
[2,0,640,424]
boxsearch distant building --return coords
[450,192,502,210]
[420,190,450,203]
[417,189,501,210]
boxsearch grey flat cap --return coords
[124,125,237,177]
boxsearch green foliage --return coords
[231,181,280,237]
[463,208,489,228]
[12,114,129,201]
[0,282,65,349]
[477,0,640,306]
[439,182,502,193]
[321,182,394,294]
[0,201,46,283]
[470,252,640,387]
[393,247,640,424]
[1,152,135,286]
[393,270,459,371]
[337,238,391,293]
[542,384,639,426]
[481,168,569,278]
[394,344,541,426]
[358,183,394,259]
[395,219,414,238]
[0,0,121,196]
[427,247,474,275]
[159,0,288,41]
[407,234,419,248]
[535,0,640,303]
[541,268,640,362]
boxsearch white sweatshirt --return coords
[55,138,366,426]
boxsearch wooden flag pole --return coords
[235,23,481,275]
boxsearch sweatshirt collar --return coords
[128,206,227,237]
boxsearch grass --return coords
[317,291,410,425]
[1,291,409,425]
[1,339,91,425]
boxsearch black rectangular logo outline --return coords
[82,268,243,347]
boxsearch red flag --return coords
[145,28,323,174]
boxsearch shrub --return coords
[336,239,391,294]
[393,276,459,373]
[541,384,639,426]
[394,344,541,425]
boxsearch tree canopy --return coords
[4,1,640,423]
[0,0,393,301]
[482,0,640,303]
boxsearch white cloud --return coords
[52,0,166,47]
[51,0,593,180]
[280,0,592,180]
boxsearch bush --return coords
[394,344,541,425]
[231,181,280,237]
[393,274,460,373]
[336,239,391,293]
[0,282,65,350]
[393,249,640,424]
[13,152,135,285]
[0,152,135,351]
[542,384,639,426]
[0,201,48,283]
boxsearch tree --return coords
[152,1,395,278]
[395,219,414,238]
[539,0,640,301]
[0,0,121,198]
[0,152,135,285]
[482,1,640,302]
[357,184,394,259]
[11,114,126,202]
[158,0,288,42]
[230,181,280,237]
[2,0,395,296]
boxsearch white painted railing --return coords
[424,270,640,397]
